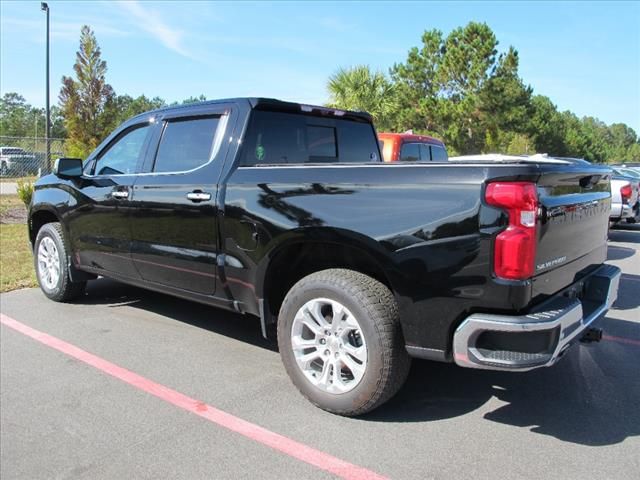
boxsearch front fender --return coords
[28,179,71,244]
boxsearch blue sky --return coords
[1,1,639,131]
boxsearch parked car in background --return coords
[0,146,37,176]
[378,132,448,162]
[611,165,640,181]
[613,162,640,173]
[610,172,640,225]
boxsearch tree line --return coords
[1,23,638,163]
[327,22,639,163]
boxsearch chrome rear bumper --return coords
[453,264,621,371]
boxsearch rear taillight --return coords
[485,182,538,280]
[620,184,632,204]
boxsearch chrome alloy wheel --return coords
[291,298,368,394]
[37,236,60,290]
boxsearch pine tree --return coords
[59,26,114,159]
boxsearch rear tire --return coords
[278,269,410,416]
[34,222,86,302]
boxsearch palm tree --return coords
[326,65,397,131]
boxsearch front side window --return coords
[240,111,379,165]
[153,116,220,173]
[94,125,150,175]
[400,143,420,162]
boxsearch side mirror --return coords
[54,157,83,178]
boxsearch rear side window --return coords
[153,116,220,173]
[401,142,448,162]
[240,111,379,165]
[400,143,420,162]
[431,145,448,162]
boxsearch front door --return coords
[129,107,231,295]
[67,122,153,279]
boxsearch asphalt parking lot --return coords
[1,225,639,480]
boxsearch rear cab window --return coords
[240,110,380,165]
[401,141,448,162]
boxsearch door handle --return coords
[186,191,211,202]
[111,190,129,199]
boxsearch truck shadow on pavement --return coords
[607,245,636,260]
[609,223,640,244]
[367,328,640,446]
[78,277,639,447]
[80,279,277,352]
[612,273,640,310]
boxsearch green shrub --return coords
[16,180,34,207]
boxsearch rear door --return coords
[128,105,233,295]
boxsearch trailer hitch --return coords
[580,327,603,344]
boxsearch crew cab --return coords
[378,132,448,162]
[28,98,620,416]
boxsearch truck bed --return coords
[222,160,613,358]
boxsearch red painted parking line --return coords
[603,334,640,347]
[0,313,387,480]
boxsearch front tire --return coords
[278,269,410,416]
[34,222,86,302]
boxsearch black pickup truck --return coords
[29,98,620,415]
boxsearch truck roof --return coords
[132,97,373,123]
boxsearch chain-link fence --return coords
[0,136,68,178]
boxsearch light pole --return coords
[41,2,50,170]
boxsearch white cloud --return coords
[116,1,195,60]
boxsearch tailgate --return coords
[535,168,611,277]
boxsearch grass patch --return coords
[0,194,25,215]
[0,223,37,292]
